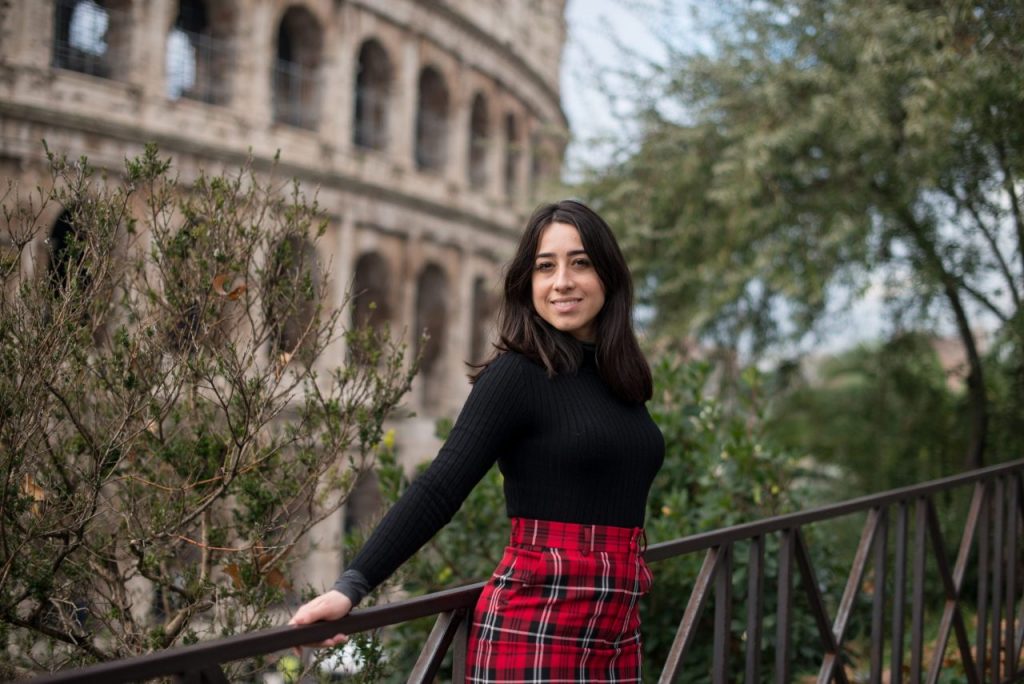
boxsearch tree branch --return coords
[2,610,107,662]
[994,138,1024,282]
[953,189,1021,310]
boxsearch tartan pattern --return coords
[466,518,653,683]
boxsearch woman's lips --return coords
[551,298,582,312]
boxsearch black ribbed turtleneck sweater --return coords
[333,345,665,604]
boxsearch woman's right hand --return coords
[288,589,353,648]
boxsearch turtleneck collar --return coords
[580,341,598,370]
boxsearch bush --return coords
[0,144,415,678]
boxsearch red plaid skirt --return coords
[466,518,652,683]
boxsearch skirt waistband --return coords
[510,517,647,555]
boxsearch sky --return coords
[561,0,674,176]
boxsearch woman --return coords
[290,200,665,682]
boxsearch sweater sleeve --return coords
[333,353,528,604]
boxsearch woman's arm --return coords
[289,353,528,635]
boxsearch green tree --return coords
[0,146,415,678]
[586,0,1024,469]
[765,333,964,495]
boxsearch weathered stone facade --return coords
[0,0,567,591]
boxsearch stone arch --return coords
[353,38,392,151]
[47,208,105,340]
[52,0,132,80]
[343,470,383,536]
[48,209,83,294]
[166,0,234,104]
[470,275,498,364]
[415,66,450,172]
[351,251,391,331]
[265,236,319,364]
[273,5,323,130]
[504,112,521,199]
[415,262,448,408]
[467,92,489,190]
[530,131,565,199]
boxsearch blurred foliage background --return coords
[350,0,1023,681]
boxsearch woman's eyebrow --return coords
[534,249,588,259]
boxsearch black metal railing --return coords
[31,459,1024,683]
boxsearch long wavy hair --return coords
[472,200,652,404]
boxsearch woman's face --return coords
[531,221,606,342]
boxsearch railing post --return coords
[978,481,991,683]
[409,609,467,683]
[870,507,888,684]
[1009,474,1022,679]
[893,500,909,684]
[775,529,793,684]
[993,478,1005,683]
[452,611,470,682]
[923,497,979,684]
[745,535,765,684]
[911,498,928,683]
[712,542,732,684]
[658,547,722,684]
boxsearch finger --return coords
[323,633,348,648]
[289,604,320,625]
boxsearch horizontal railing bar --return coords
[645,458,1024,563]
[32,582,485,684]
[29,459,1024,683]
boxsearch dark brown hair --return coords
[473,200,652,403]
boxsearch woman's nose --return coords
[554,265,574,290]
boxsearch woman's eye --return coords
[534,261,554,271]
[572,258,591,268]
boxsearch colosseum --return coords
[0,0,567,591]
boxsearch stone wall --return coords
[0,0,567,593]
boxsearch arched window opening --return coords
[265,236,319,365]
[415,263,448,408]
[166,0,233,104]
[47,209,102,337]
[349,252,391,365]
[52,0,129,79]
[467,93,489,190]
[48,210,85,295]
[343,470,383,536]
[351,252,391,331]
[273,6,323,130]
[504,113,521,199]
[353,39,391,151]
[470,276,497,364]
[414,67,449,172]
